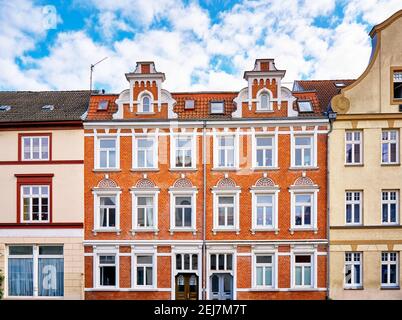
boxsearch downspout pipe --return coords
[326,111,336,300]
[202,120,207,299]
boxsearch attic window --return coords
[0,105,11,111]
[393,70,402,100]
[184,100,195,110]
[98,100,109,110]
[42,105,54,111]
[210,101,225,114]
[334,83,346,88]
[297,101,313,112]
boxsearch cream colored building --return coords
[0,91,89,299]
[329,10,402,299]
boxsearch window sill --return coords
[169,168,198,172]
[252,167,280,171]
[131,228,159,235]
[288,287,316,291]
[251,228,279,235]
[212,167,239,171]
[130,168,159,172]
[212,228,240,235]
[255,110,274,113]
[92,228,121,235]
[344,164,364,167]
[344,286,364,290]
[289,227,318,235]
[249,287,277,291]
[288,166,318,171]
[380,286,400,290]
[381,163,401,167]
[93,168,121,172]
[169,228,197,235]
[135,112,156,115]
[20,159,51,162]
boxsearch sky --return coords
[1,0,402,93]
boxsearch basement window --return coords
[210,101,224,114]
[98,100,109,111]
[297,101,313,112]
[393,70,402,101]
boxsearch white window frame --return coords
[95,136,120,170]
[93,191,121,233]
[291,134,316,168]
[290,190,318,232]
[213,133,239,169]
[170,134,197,170]
[250,190,279,233]
[256,89,273,111]
[132,135,158,170]
[131,190,159,233]
[21,185,50,223]
[131,248,157,290]
[94,247,119,289]
[381,190,399,225]
[6,245,64,298]
[212,190,241,234]
[252,252,277,289]
[137,90,154,114]
[381,130,399,164]
[344,252,363,289]
[345,131,363,165]
[252,133,278,169]
[291,251,316,289]
[381,252,399,288]
[22,136,50,161]
[345,191,362,225]
[169,190,197,234]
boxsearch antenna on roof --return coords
[90,57,108,93]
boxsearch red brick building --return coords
[84,59,329,300]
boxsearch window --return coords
[216,136,236,168]
[173,136,194,168]
[135,255,153,287]
[382,130,399,164]
[255,255,274,288]
[134,195,155,228]
[98,196,117,229]
[293,135,313,167]
[382,191,398,224]
[255,194,274,228]
[294,194,312,228]
[8,245,64,297]
[217,196,235,228]
[174,196,193,228]
[345,131,362,164]
[22,136,50,161]
[210,254,232,271]
[294,255,313,288]
[381,252,398,287]
[98,255,116,287]
[141,95,152,113]
[297,101,313,112]
[0,105,11,111]
[176,254,198,271]
[258,93,271,111]
[345,191,362,225]
[97,138,117,169]
[255,135,275,168]
[134,137,157,169]
[21,186,49,222]
[97,100,109,110]
[344,252,362,288]
[393,70,402,101]
[184,100,195,109]
[210,101,224,114]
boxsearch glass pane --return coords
[99,255,115,264]
[256,256,272,264]
[223,275,232,293]
[137,268,144,285]
[137,256,152,264]
[304,206,311,225]
[219,196,234,204]
[176,254,182,270]
[226,254,233,270]
[100,140,115,148]
[100,151,107,167]
[354,144,360,163]
[265,267,272,286]
[345,265,352,284]
[184,254,190,270]
[390,204,397,222]
[100,196,115,206]
[192,254,198,270]
[218,208,225,226]
[304,267,311,285]
[295,149,302,166]
[390,265,397,284]
[265,206,273,225]
[296,137,310,145]
[38,258,64,296]
[210,255,216,270]
[354,204,360,223]
[138,139,153,148]
[176,197,191,206]
[146,267,153,285]
[257,207,264,225]
[295,255,311,263]
[218,255,225,270]
[346,144,352,163]
[346,204,352,223]
[108,209,116,227]
[8,258,34,296]
[138,208,145,226]
[146,207,153,226]
[9,246,33,255]
[211,275,219,292]
[295,266,302,286]
[257,195,272,204]
[100,266,116,286]
[39,246,63,255]
[175,208,183,227]
[227,207,234,226]
[184,208,192,227]
[138,196,152,206]
[381,264,387,284]
[257,137,272,147]
[256,267,263,285]
[256,150,264,167]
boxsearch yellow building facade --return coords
[330,10,402,299]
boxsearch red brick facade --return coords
[84,59,329,300]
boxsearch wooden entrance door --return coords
[175,273,198,300]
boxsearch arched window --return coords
[259,93,270,110]
[142,95,151,112]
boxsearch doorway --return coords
[175,273,198,300]
[210,273,233,300]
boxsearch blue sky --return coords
[1,0,402,92]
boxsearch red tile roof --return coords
[292,91,321,117]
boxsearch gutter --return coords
[202,120,207,300]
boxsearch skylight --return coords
[0,105,11,111]
[297,101,313,112]
[42,105,54,111]
[334,83,346,88]
[210,101,224,114]
[184,100,195,110]
[98,100,109,110]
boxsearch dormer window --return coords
[97,100,109,111]
[210,101,224,114]
[257,90,272,111]
[297,101,313,112]
[393,70,402,101]
[138,93,154,113]
[143,96,150,112]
